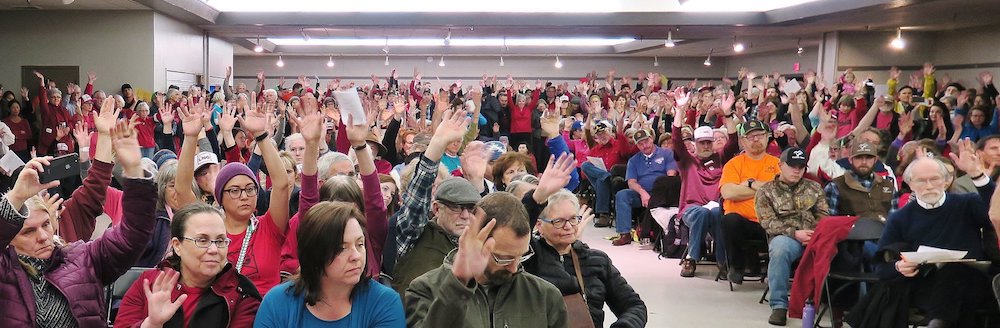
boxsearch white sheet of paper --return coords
[0,151,24,176]
[782,78,802,95]
[587,157,607,171]
[702,201,720,211]
[901,246,968,264]
[333,90,367,126]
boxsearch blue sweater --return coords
[876,193,993,279]
[254,280,406,328]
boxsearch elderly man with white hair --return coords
[870,139,1000,328]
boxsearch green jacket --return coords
[405,254,568,328]
[390,221,457,299]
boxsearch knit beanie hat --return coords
[214,162,259,203]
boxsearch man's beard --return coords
[483,268,515,286]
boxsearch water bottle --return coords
[802,299,815,328]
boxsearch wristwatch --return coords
[747,178,755,189]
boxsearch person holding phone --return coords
[0,119,157,327]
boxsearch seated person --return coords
[754,147,829,326]
[114,203,261,327]
[824,141,898,220]
[524,189,648,328]
[255,202,405,327]
[719,120,781,284]
[405,192,567,327]
[870,155,997,328]
[580,120,634,227]
[612,128,678,246]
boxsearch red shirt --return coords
[508,89,540,134]
[179,285,205,327]
[226,211,285,296]
[587,132,635,170]
[135,116,156,148]
[3,117,31,152]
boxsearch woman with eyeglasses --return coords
[174,99,292,297]
[115,203,262,327]
[523,189,648,328]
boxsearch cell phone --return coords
[912,96,925,103]
[865,80,874,87]
[39,153,80,184]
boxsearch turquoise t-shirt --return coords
[254,280,405,328]
[441,154,462,173]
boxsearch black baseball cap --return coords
[739,120,770,136]
[780,147,808,168]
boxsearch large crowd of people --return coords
[0,62,998,327]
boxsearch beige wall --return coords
[0,10,155,95]
[724,47,821,76]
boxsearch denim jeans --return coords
[581,162,612,214]
[767,235,804,310]
[141,147,155,159]
[615,189,642,234]
[681,206,725,264]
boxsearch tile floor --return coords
[580,226,808,328]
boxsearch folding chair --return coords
[814,218,884,328]
[106,267,153,327]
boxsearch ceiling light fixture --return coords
[327,55,335,67]
[704,49,713,66]
[796,38,804,55]
[267,37,635,47]
[301,29,310,42]
[554,55,563,68]
[444,28,452,46]
[254,35,264,53]
[665,30,675,48]
[890,28,905,49]
[384,55,390,66]
[499,55,505,67]
[439,56,446,67]
[653,56,659,67]
[732,36,744,53]
[276,54,284,67]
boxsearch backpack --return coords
[660,214,689,259]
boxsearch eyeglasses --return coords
[540,215,582,229]
[744,133,767,141]
[909,176,944,187]
[224,186,258,199]
[439,201,477,214]
[183,237,232,248]
[335,171,357,178]
[492,246,535,266]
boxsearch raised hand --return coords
[343,112,370,147]
[95,97,121,135]
[72,122,90,151]
[55,125,70,141]
[225,66,232,79]
[980,71,994,85]
[8,157,59,207]
[238,103,269,138]
[87,71,97,84]
[432,108,471,144]
[178,100,206,138]
[898,111,914,136]
[534,153,576,200]
[949,138,985,177]
[256,70,265,81]
[20,87,28,100]
[142,269,187,327]
[889,67,901,80]
[111,119,142,176]
[218,102,238,132]
[40,192,64,222]
[299,94,324,144]
[460,141,489,179]
[451,214,496,283]
[923,62,936,75]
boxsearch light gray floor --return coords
[579,226,806,328]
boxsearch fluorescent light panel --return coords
[207,0,819,12]
[268,37,636,47]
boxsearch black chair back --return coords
[106,267,153,326]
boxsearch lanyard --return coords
[235,216,258,273]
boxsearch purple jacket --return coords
[0,177,156,327]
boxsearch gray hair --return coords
[166,89,179,99]
[48,88,62,98]
[539,189,580,219]
[285,133,304,147]
[156,161,199,211]
[212,91,225,104]
[902,157,952,184]
[317,151,353,181]
[136,102,150,112]
[263,89,278,98]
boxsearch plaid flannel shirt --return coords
[393,155,441,257]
